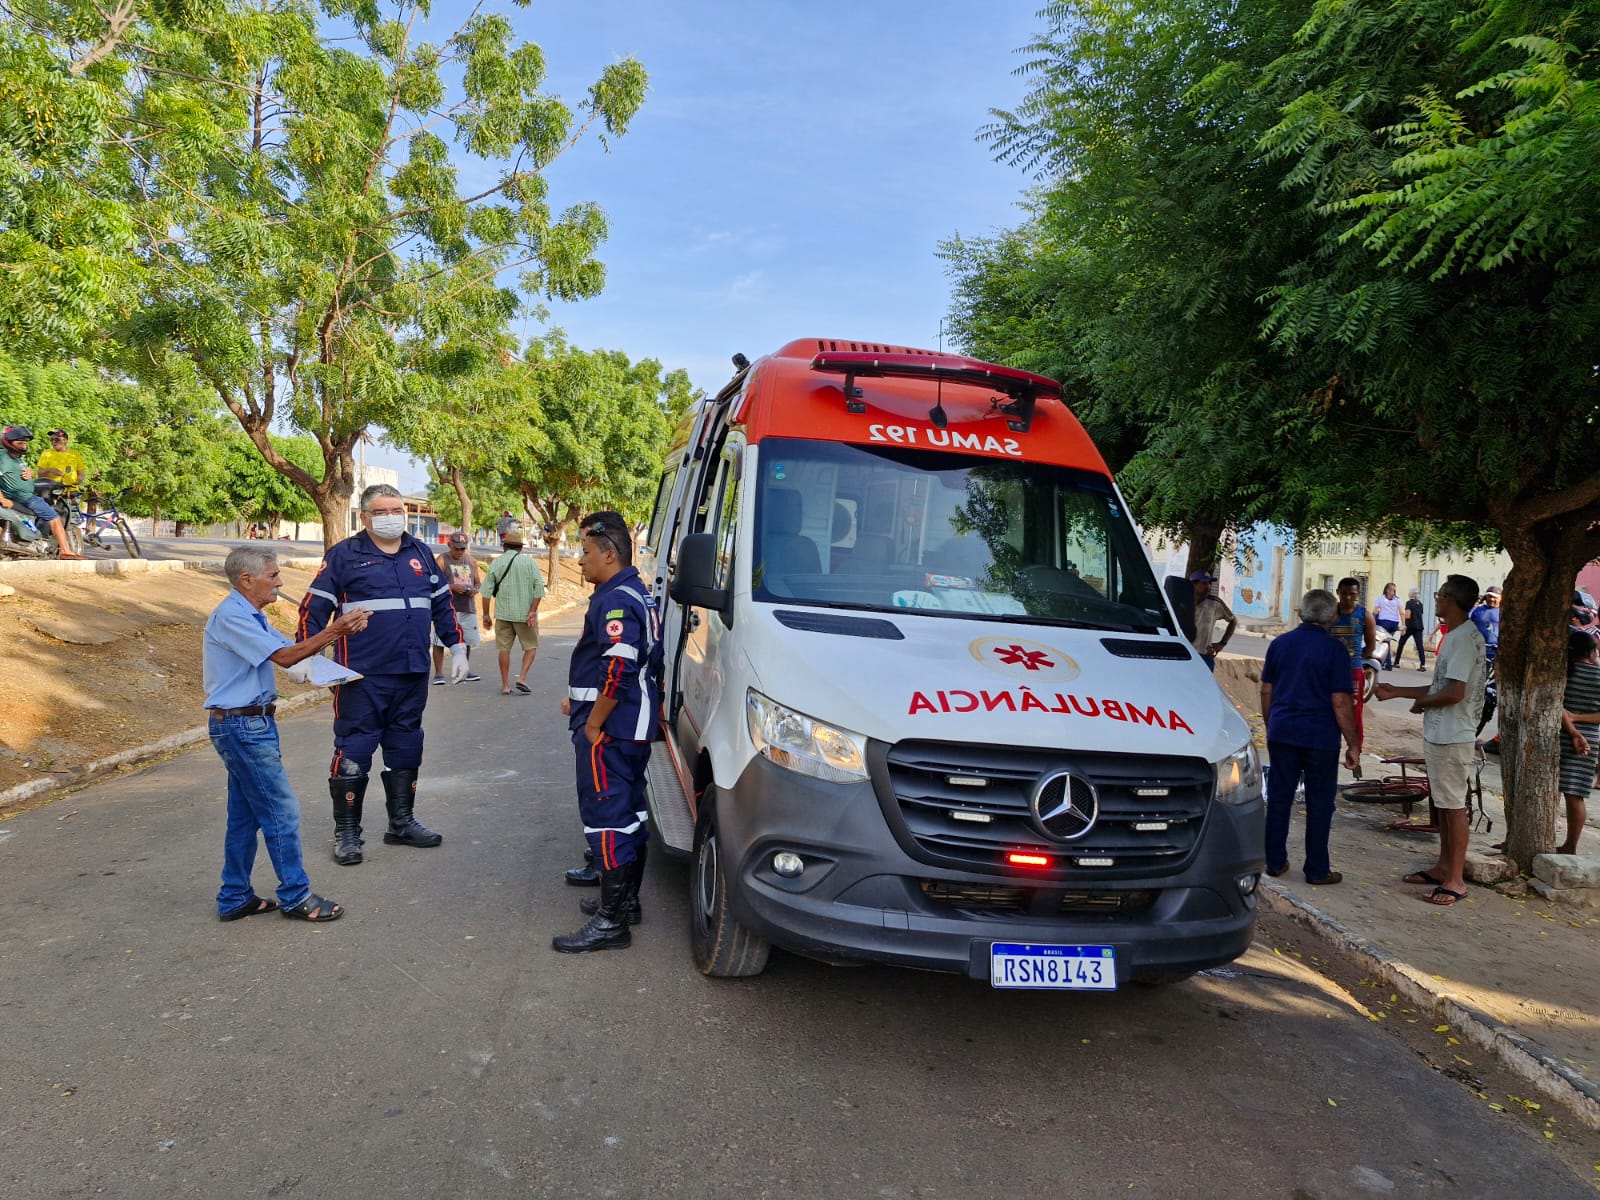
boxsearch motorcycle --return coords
[0,481,69,559]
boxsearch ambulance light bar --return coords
[810,351,1062,431]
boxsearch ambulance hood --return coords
[746,606,1246,762]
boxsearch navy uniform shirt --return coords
[567,565,662,742]
[298,530,461,675]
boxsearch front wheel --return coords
[689,792,770,978]
[113,516,141,558]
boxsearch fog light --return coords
[773,852,804,878]
[1237,872,1259,896]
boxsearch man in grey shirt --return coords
[1373,574,1486,906]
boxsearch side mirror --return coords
[669,533,730,612]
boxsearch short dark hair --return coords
[1337,577,1361,591]
[581,509,632,566]
[1569,629,1598,666]
[1438,573,1479,612]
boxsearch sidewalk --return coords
[1261,746,1600,1130]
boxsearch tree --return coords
[1248,0,1600,869]
[502,336,696,593]
[101,0,647,548]
[947,0,1315,575]
[959,0,1600,869]
[221,433,320,535]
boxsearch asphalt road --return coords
[0,610,1585,1199]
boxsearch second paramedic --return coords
[553,510,662,954]
[298,484,467,865]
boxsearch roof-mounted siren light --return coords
[808,351,1060,432]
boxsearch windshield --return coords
[751,437,1173,633]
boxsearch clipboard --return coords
[305,657,364,687]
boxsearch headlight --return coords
[746,690,869,783]
[1214,741,1264,806]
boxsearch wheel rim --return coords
[693,829,719,939]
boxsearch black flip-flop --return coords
[514,682,531,695]
[1403,870,1443,886]
[219,895,279,922]
[1423,886,1467,907]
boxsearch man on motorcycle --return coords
[0,425,84,558]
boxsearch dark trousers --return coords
[330,673,429,778]
[1395,627,1427,667]
[573,730,651,870]
[1265,741,1339,880]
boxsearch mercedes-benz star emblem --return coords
[1031,770,1098,841]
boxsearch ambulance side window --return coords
[645,469,675,559]
[712,455,739,590]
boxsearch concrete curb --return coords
[0,556,323,580]
[0,596,584,815]
[1259,881,1600,1131]
[0,688,330,812]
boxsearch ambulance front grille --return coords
[882,742,1212,879]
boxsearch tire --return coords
[63,521,82,556]
[689,792,770,978]
[1360,662,1379,701]
[1340,780,1427,805]
[114,516,141,558]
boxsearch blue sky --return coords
[378,1,1044,487]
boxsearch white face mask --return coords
[369,514,406,539]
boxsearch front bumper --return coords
[715,753,1264,983]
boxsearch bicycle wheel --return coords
[1361,664,1379,700]
[1340,780,1428,805]
[113,516,142,558]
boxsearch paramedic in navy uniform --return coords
[553,510,662,953]
[298,483,467,865]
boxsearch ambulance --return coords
[638,338,1264,988]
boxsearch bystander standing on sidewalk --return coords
[1557,629,1600,856]
[431,532,483,685]
[1260,589,1361,885]
[1189,569,1236,672]
[1373,574,1486,907]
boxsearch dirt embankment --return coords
[0,553,585,799]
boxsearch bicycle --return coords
[1339,748,1492,835]
[58,490,142,558]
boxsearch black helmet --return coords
[1,424,32,451]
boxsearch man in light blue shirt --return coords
[205,547,368,922]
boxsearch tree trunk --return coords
[315,474,356,553]
[1496,520,1594,872]
[450,466,472,540]
[1182,518,1226,579]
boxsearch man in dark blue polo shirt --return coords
[1260,588,1362,885]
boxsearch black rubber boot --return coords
[329,776,367,866]
[564,844,599,887]
[380,768,443,848]
[580,843,646,923]
[553,867,632,953]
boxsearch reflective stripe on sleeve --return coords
[568,687,599,701]
[603,644,639,661]
[307,587,338,604]
[430,585,450,599]
[582,819,645,835]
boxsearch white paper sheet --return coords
[305,657,364,687]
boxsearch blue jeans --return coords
[210,714,311,914]
[1264,741,1339,880]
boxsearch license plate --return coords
[990,943,1117,990]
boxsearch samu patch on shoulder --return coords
[605,619,624,640]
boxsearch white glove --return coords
[449,642,470,683]
[284,660,314,684]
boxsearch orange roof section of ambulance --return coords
[731,338,1111,475]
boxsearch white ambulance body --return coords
[638,338,1265,988]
